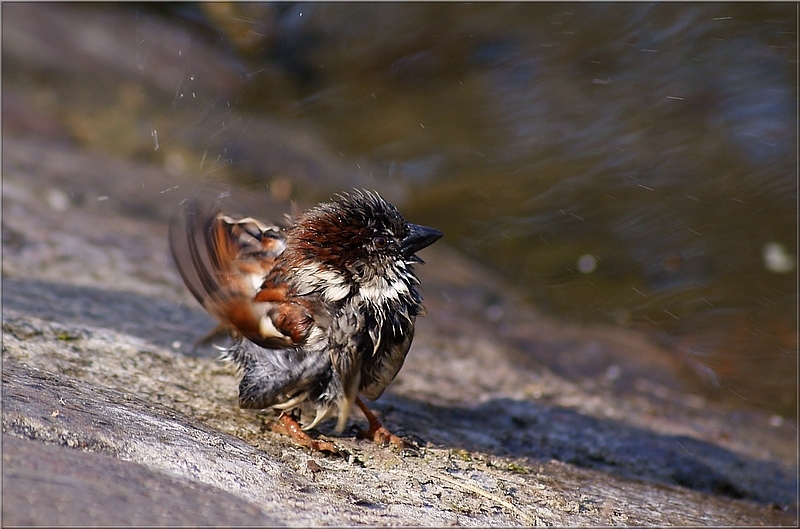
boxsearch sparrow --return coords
[168,189,442,452]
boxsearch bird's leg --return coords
[271,413,339,454]
[356,397,405,449]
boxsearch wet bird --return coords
[169,190,442,451]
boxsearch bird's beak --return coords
[402,223,443,261]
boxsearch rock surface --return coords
[2,138,797,525]
[2,3,797,526]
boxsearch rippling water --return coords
[4,3,797,416]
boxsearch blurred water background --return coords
[3,3,796,416]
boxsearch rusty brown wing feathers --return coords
[168,201,298,349]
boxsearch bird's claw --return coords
[355,397,406,449]
[271,413,339,454]
[357,424,406,449]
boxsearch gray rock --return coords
[2,172,796,524]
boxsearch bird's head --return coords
[287,190,442,283]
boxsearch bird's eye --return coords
[373,236,388,249]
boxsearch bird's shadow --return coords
[371,393,797,511]
[3,277,796,511]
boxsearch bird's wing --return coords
[169,201,312,349]
[359,326,414,401]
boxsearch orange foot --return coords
[356,397,406,449]
[271,413,339,454]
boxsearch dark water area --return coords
[3,3,797,416]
